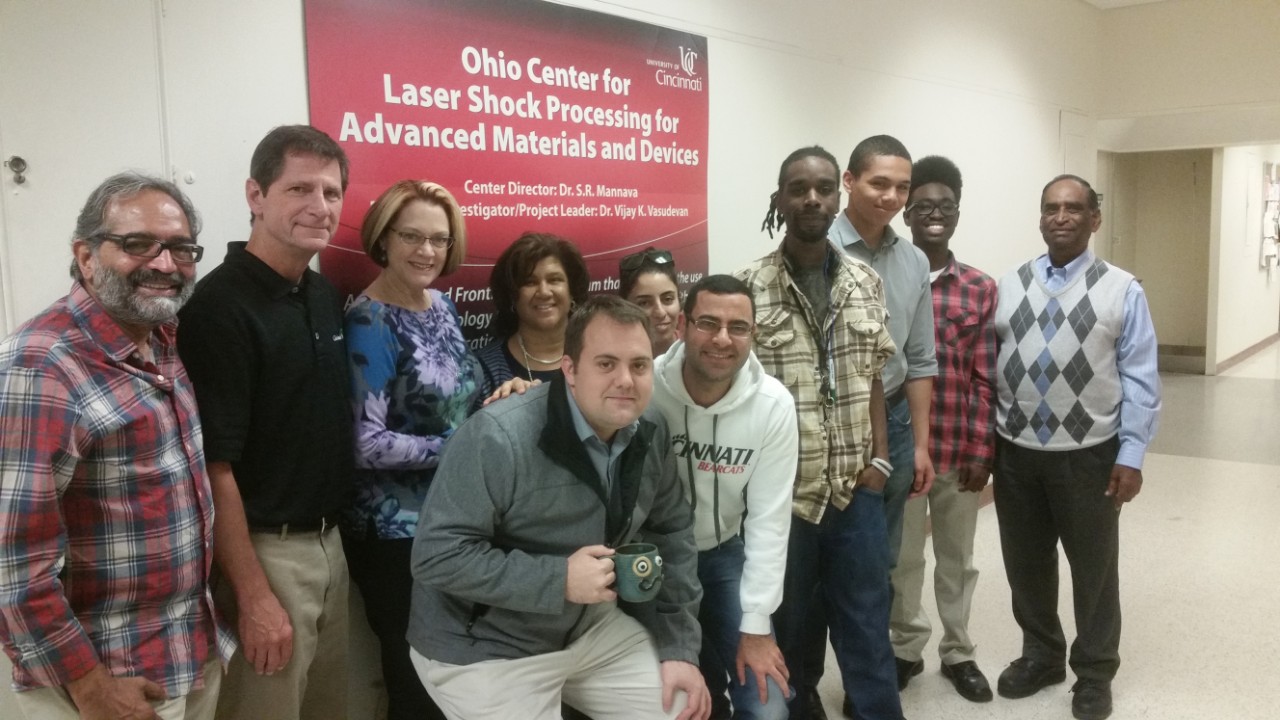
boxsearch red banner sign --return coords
[304,0,709,344]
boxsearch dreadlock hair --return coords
[761,145,841,238]
[910,156,963,203]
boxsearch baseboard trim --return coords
[1216,332,1280,374]
[1157,344,1206,357]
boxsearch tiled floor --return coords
[811,340,1280,719]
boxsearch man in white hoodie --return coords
[651,274,798,720]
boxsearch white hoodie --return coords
[651,340,798,635]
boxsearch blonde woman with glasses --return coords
[342,180,481,720]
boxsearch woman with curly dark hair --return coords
[474,232,590,400]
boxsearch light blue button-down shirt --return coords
[1036,250,1161,468]
[831,212,938,395]
[566,387,639,498]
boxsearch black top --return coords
[177,242,353,526]
[472,337,561,413]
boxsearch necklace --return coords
[517,333,562,381]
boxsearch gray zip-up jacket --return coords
[407,377,702,666]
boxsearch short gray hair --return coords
[70,172,201,280]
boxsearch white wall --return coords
[0,0,168,332]
[1092,0,1280,368]
[0,0,315,334]
[563,0,1100,279]
[1097,0,1280,152]
[1210,144,1280,368]
[0,0,1103,333]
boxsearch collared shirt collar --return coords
[68,282,176,364]
[936,251,960,281]
[1035,248,1096,290]
[780,240,842,281]
[224,241,308,300]
[832,210,903,254]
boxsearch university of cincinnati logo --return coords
[650,46,703,92]
[679,46,698,76]
[671,434,754,474]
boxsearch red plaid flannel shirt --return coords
[929,255,997,472]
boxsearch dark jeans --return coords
[343,534,446,720]
[774,489,901,720]
[993,436,1122,682]
[697,536,789,719]
[799,395,918,696]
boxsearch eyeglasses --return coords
[691,317,753,338]
[905,200,959,217]
[94,233,203,264]
[619,248,674,273]
[391,228,454,250]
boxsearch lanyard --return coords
[819,252,836,408]
[786,252,837,409]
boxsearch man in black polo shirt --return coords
[177,125,354,720]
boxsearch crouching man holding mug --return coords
[408,295,710,720]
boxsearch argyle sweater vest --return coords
[995,257,1131,450]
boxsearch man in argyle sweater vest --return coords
[992,175,1161,720]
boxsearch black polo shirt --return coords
[178,242,353,526]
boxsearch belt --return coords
[884,386,906,407]
[249,516,338,539]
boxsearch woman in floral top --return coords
[343,180,479,720]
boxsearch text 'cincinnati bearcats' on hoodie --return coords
[652,339,799,634]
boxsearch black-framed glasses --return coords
[905,200,959,217]
[94,233,203,264]
[391,228,454,250]
[619,247,673,273]
[691,317,753,338]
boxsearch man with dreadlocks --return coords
[734,147,902,720]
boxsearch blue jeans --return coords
[798,397,918,692]
[698,536,789,720]
[774,489,902,720]
[883,393,916,571]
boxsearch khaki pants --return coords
[411,604,687,720]
[14,657,221,720]
[890,468,983,665]
[214,527,349,720]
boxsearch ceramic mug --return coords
[612,542,663,602]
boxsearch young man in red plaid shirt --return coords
[888,156,998,703]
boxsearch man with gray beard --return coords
[0,173,231,720]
